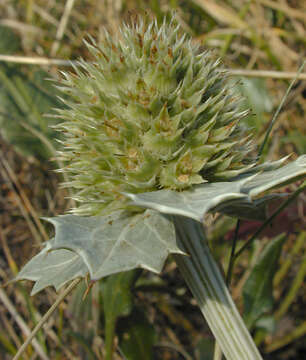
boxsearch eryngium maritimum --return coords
[56,16,253,215]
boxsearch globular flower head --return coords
[56,15,253,215]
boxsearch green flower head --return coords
[56,15,253,215]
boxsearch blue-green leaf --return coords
[15,157,305,295]
[125,180,248,222]
[47,210,182,280]
[15,239,87,295]
[241,155,306,197]
[16,209,183,293]
[126,156,306,222]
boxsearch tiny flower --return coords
[55,15,253,215]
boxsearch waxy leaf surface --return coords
[126,181,248,222]
[240,155,306,197]
[16,239,87,295]
[16,209,183,293]
[16,156,305,293]
[126,155,306,222]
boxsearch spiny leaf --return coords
[217,194,287,221]
[47,209,183,280]
[125,180,247,222]
[16,209,183,293]
[15,239,87,295]
[16,156,305,294]
[125,155,306,222]
[240,155,306,197]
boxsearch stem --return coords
[215,218,241,360]
[172,216,262,360]
[213,342,223,360]
[226,219,240,286]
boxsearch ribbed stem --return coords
[172,216,262,360]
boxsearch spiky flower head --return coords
[56,15,253,215]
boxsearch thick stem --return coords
[172,216,262,360]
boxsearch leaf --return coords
[241,155,306,197]
[125,155,306,222]
[240,78,273,115]
[118,309,156,360]
[16,209,183,293]
[234,78,273,132]
[101,271,141,359]
[252,315,276,348]
[15,239,87,295]
[16,157,305,294]
[232,156,290,177]
[242,234,285,329]
[125,180,248,222]
[48,209,183,280]
[254,315,276,334]
[102,270,139,320]
[217,193,287,221]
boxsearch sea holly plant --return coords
[15,15,306,360]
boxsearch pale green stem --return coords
[213,341,223,360]
[172,216,262,360]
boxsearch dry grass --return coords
[0,1,305,359]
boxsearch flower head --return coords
[56,15,253,215]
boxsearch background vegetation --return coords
[0,1,305,359]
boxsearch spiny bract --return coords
[56,16,253,215]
